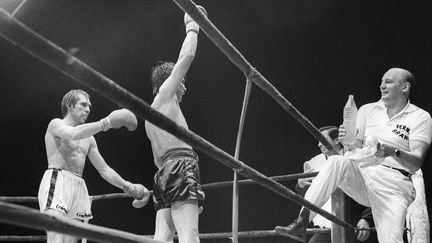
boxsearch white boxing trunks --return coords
[38,168,93,220]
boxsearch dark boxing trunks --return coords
[153,148,205,211]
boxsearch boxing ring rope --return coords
[0,3,354,241]
[0,235,46,242]
[203,171,319,189]
[0,170,322,242]
[0,228,331,242]
[0,201,164,243]
[11,0,28,17]
[0,171,322,241]
[0,171,320,203]
[0,193,127,203]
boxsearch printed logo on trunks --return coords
[76,212,92,218]
[56,204,69,214]
[392,124,410,140]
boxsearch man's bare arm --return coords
[87,137,129,189]
[50,109,138,140]
[87,137,149,200]
[49,118,104,140]
[380,140,429,172]
[156,9,206,102]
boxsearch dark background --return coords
[0,0,431,242]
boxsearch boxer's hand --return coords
[123,182,151,208]
[184,5,207,34]
[99,117,112,132]
[105,109,138,131]
[132,190,151,208]
[123,181,151,208]
[123,181,146,199]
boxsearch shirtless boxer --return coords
[144,6,207,243]
[38,89,150,243]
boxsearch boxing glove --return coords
[132,192,151,208]
[123,181,151,208]
[184,5,207,34]
[100,108,138,131]
[123,181,142,198]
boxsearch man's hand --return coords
[376,142,398,159]
[339,124,358,151]
[123,182,151,208]
[298,169,315,188]
[132,191,151,208]
[355,218,371,241]
[338,124,347,143]
[123,181,144,198]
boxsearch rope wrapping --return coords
[0,201,164,243]
[0,235,46,242]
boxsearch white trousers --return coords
[303,155,415,243]
[406,169,430,243]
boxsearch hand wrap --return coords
[107,109,138,131]
[184,5,207,34]
[99,117,112,132]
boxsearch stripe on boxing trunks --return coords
[45,169,59,209]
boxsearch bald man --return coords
[275,68,432,242]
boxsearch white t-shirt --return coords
[356,100,432,170]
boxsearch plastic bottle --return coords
[343,95,358,146]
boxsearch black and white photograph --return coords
[1,1,431,242]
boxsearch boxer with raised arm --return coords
[144,6,207,243]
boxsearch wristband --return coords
[186,22,199,34]
[100,117,112,132]
[122,181,132,192]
